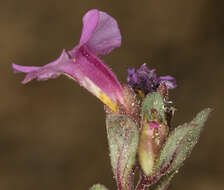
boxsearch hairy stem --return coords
[135,175,148,190]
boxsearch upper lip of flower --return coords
[12,9,125,112]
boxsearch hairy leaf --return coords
[156,108,212,173]
[106,114,139,190]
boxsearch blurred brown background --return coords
[0,0,223,189]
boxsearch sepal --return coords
[141,92,166,123]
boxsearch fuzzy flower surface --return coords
[127,64,177,95]
[12,9,125,112]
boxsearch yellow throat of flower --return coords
[82,77,118,112]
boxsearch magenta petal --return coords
[12,50,73,84]
[12,10,124,112]
[74,45,124,105]
[13,65,40,73]
[86,10,121,55]
[70,9,121,56]
[79,9,99,46]
[149,121,160,129]
[12,47,124,111]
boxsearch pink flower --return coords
[12,9,124,112]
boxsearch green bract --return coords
[106,114,139,190]
[156,108,212,174]
[141,92,166,122]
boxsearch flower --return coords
[12,9,124,112]
[127,64,177,95]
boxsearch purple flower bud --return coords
[127,64,177,95]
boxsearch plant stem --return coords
[135,175,149,190]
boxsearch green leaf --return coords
[148,172,175,190]
[141,92,166,122]
[90,184,108,190]
[156,108,212,173]
[106,114,139,190]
